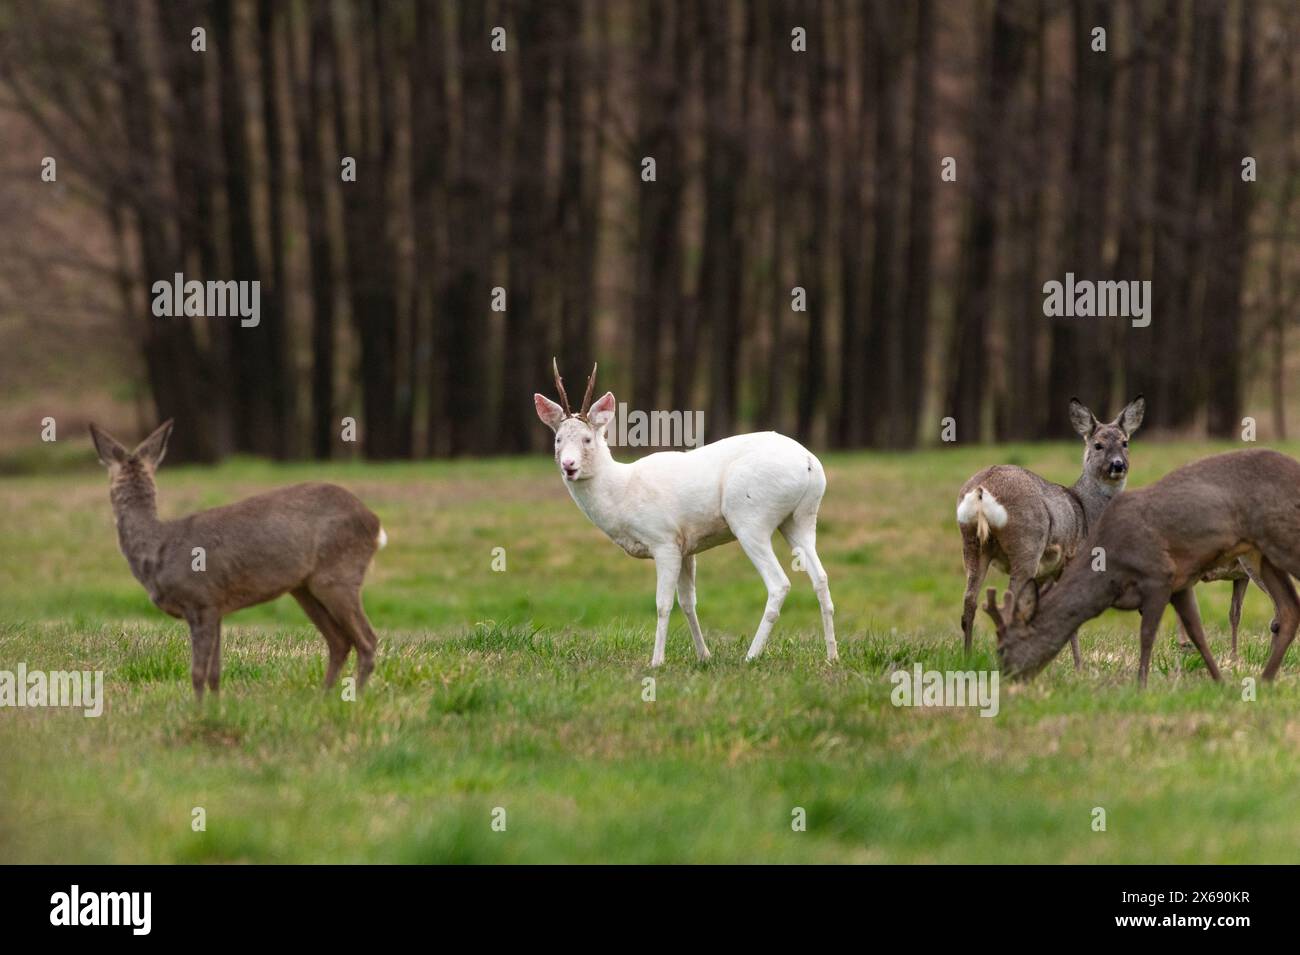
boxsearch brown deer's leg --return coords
[1067,631,1082,671]
[1175,608,1195,651]
[204,620,223,695]
[1170,589,1221,682]
[185,609,220,701]
[292,587,352,689]
[1137,592,1170,688]
[309,580,378,689]
[960,536,992,654]
[1255,558,1299,681]
[1229,576,1248,657]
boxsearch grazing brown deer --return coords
[90,421,386,698]
[957,396,1145,667]
[984,449,1300,686]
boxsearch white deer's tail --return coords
[956,486,1008,545]
[376,527,388,550]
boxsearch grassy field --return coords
[2,440,1299,863]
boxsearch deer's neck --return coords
[110,481,163,564]
[1070,473,1123,527]
[566,446,635,534]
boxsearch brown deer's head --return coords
[983,582,1053,678]
[1070,395,1145,489]
[89,420,173,482]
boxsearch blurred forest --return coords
[0,0,1297,462]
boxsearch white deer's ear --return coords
[133,419,173,467]
[534,394,566,430]
[588,392,616,430]
[88,423,128,467]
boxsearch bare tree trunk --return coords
[669,0,699,415]
[1047,0,1113,418]
[557,0,599,379]
[1182,0,1226,428]
[795,0,832,444]
[503,0,550,452]
[212,0,277,455]
[867,0,904,447]
[443,0,499,455]
[1269,24,1298,439]
[156,0,229,456]
[836,5,867,447]
[699,0,745,439]
[998,0,1046,441]
[947,0,1028,442]
[899,0,936,448]
[258,0,299,457]
[1118,0,1154,416]
[1204,0,1254,437]
[761,0,787,433]
[108,0,217,462]
[331,0,402,458]
[633,0,684,415]
[1148,0,1190,431]
[289,0,339,460]
[410,1,450,457]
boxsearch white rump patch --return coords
[956,488,1008,528]
[377,527,388,550]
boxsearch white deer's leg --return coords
[676,554,710,661]
[651,550,682,667]
[781,519,837,662]
[737,532,791,662]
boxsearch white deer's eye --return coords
[584,436,592,445]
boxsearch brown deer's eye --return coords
[1122,440,1128,448]
[1093,443,1103,451]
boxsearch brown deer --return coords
[984,449,1300,686]
[89,421,386,699]
[957,396,1145,667]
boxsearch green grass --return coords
[2,441,1299,863]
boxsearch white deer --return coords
[534,360,837,667]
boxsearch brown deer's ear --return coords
[1068,397,1098,438]
[88,423,128,467]
[133,419,173,467]
[1114,394,1145,436]
[1013,578,1039,624]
